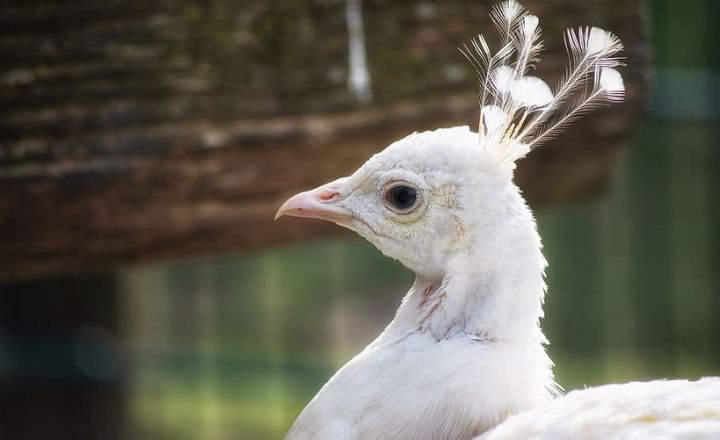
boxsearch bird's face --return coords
[276,126,513,279]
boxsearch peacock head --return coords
[276,0,625,280]
[276,126,515,278]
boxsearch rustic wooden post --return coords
[0,0,650,281]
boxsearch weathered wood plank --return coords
[0,0,650,280]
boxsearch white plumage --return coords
[480,378,720,440]
[275,1,719,439]
[278,126,557,439]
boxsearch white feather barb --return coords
[460,1,625,164]
[490,0,526,46]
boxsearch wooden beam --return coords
[0,0,650,281]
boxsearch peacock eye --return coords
[385,185,418,212]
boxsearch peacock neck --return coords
[381,190,548,346]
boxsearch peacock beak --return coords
[275,177,352,226]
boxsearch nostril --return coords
[318,191,341,202]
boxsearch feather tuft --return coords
[459,0,625,163]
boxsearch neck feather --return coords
[381,193,547,345]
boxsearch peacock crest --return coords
[459,0,625,165]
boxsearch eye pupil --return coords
[388,185,417,210]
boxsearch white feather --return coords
[514,14,542,76]
[493,65,515,94]
[587,26,622,57]
[511,76,553,107]
[503,141,531,163]
[599,67,625,100]
[491,0,525,45]
[482,105,508,135]
[521,15,539,37]
[479,378,720,440]
[515,26,624,149]
[461,0,625,163]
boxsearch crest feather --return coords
[459,1,625,165]
[512,76,553,107]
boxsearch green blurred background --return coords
[1,0,719,439]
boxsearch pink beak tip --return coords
[274,198,297,221]
[274,179,351,225]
